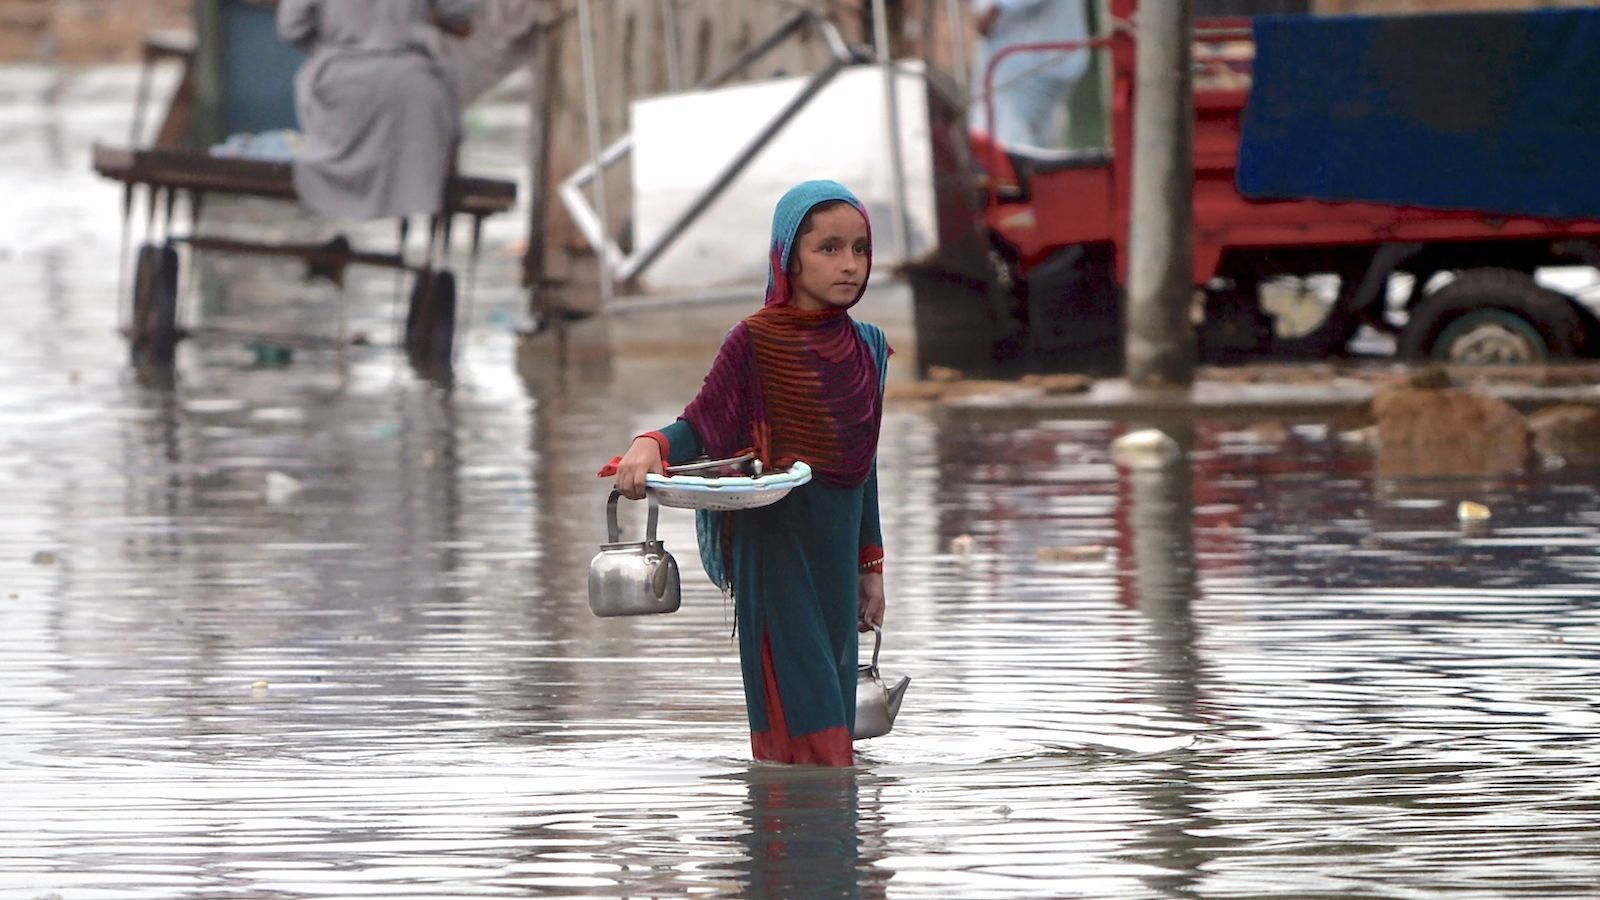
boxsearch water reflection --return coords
[1115,420,1217,897]
[7,66,1600,900]
[731,767,890,898]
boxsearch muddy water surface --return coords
[4,67,1600,899]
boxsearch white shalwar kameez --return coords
[277,0,477,220]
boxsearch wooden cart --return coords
[92,143,517,371]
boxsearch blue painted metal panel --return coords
[219,0,305,135]
[1238,10,1600,221]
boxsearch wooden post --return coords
[871,0,911,263]
[523,18,561,320]
[574,0,615,308]
[189,0,223,150]
[1124,1,1196,388]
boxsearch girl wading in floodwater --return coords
[609,180,890,767]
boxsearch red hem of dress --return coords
[750,630,853,767]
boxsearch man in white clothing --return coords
[973,0,1092,150]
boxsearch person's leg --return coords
[995,72,1072,149]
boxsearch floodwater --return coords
[5,67,1600,900]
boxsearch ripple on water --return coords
[4,68,1600,899]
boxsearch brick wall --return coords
[0,0,189,63]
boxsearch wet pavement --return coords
[5,66,1600,899]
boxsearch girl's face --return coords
[788,204,870,311]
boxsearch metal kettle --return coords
[854,625,910,740]
[588,490,682,617]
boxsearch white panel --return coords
[630,62,935,294]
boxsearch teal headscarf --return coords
[763,179,873,308]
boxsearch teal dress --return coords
[652,323,887,764]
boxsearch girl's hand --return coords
[858,570,885,632]
[615,436,663,500]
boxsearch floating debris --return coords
[183,397,248,415]
[1527,404,1600,464]
[1457,501,1492,523]
[1111,428,1181,468]
[885,378,1020,403]
[1405,366,1454,390]
[250,407,306,424]
[1036,545,1108,563]
[1019,373,1093,395]
[251,680,269,692]
[248,340,294,367]
[884,365,1089,405]
[31,550,57,566]
[1373,387,1529,478]
[948,534,976,555]
[1245,421,1291,443]
[265,472,302,504]
[1336,424,1378,448]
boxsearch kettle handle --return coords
[866,623,882,672]
[606,488,661,543]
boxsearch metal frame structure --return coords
[563,5,876,304]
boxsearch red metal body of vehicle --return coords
[935,1,1600,371]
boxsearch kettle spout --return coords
[885,676,910,723]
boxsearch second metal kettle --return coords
[854,625,909,740]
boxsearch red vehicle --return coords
[912,2,1600,372]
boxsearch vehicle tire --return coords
[986,244,1028,363]
[130,241,180,367]
[904,263,1003,376]
[1398,268,1588,364]
[1024,243,1121,368]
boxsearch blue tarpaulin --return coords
[1237,9,1600,221]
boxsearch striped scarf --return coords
[682,180,881,489]
[741,304,880,486]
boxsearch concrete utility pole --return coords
[523,17,561,321]
[1125,1,1196,388]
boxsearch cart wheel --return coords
[403,268,427,354]
[1018,242,1122,368]
[1399,268,1587,364]
[425,269,457,367]
[130,241,179,367]
[404,267,456,369]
